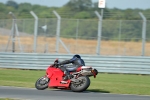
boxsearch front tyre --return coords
[70,76,90,92]
[35,76,49,90]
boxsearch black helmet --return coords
[73,54,81,59]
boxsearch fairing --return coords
[46,65,70,88]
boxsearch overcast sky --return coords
[0,0,150,9]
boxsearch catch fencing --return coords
[0,18,150,56]
[0,52,150,75]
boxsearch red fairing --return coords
[46,66,70,88]
[46,67,57,78]
[76,66,82,72]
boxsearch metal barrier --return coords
[0,52,150,74]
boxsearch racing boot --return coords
[63,71,73,81]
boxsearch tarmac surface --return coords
[0,86,150,100]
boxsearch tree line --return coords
[0,0,150,41]
[0,0,150,20]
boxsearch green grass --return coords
[0,68,150,95]
[89,73,150,95]
[0,98,19,100]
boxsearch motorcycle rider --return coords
[57,54,85,81]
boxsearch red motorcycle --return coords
[35,59,98,92]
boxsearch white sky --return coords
[0,0,150,9]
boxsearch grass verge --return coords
[0,98,19,100]
[0,68,150,95]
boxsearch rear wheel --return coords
[70,76,90,92]
[35,76,49,90]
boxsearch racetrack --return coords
[0,86,150,100]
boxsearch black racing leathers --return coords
[59,56,85,80]
[60,56,84,67]
[59,57,85,72]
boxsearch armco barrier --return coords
[0,52,150,74]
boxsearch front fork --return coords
[43,75,49,82]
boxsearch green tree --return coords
[74,11,91,19]
[18,3,32,12]
[0,3,6,18]
[17,3,32,18]
[64,0,93,11]
[6,0,18,9]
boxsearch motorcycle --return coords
[35,59,98,92]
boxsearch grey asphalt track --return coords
[0,86,150,100]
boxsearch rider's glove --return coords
[54,61,58,67]
[54,61,64,68]
[55,63,61,68]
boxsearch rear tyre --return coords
[35,76,49,90]
[70,76,90,92]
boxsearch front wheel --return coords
[35,76,49,90]
[70,76,90,92]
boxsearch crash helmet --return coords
[73,54,81,59]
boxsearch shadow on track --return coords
[48,88,110,93]
[87,89,110,93]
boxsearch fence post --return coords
[139,12,147,56]
[95,10,103,55]
[9,12,16,52]
[53,10,61,53]
[75,19,79,52]
[118,20,122,55]
[30,11,38,53]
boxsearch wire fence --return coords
[0,18,150,56]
